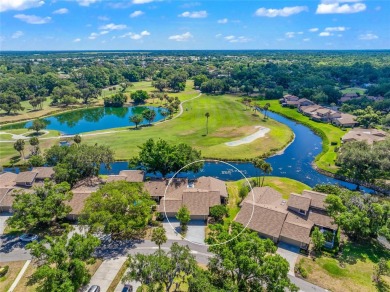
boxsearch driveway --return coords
[87,257,127,292]
[162,219,206,244]
[0,212,11,235]
[277,242,300,276]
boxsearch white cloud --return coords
[255,6,308,17]
[0,0,44,13]
[319,31,332,37]
[120,30,151,40]
[88,32,99,40]
[99,23,127,30]
[316,0,366,14]
[179,11,207,18]
[224,35,250,43]
[133,0,155,4]
[303,38,311,42]
[325,26,348,31]
[217,18,228,24]
[14,14,51,24]
[168,32,193,42]
[77,0,99,7]
[53,8,69,15]
[12,31,24,39]
[100,30,109,35]
[285,32,296,38]
[130,10,144,18]
[359,33,378,40]
[215,34,222,38]
[309,28,319,32]
[73,38,81,42]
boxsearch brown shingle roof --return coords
[157,199,182,213]
[242,186,285,208]
[280,212,313,245]
[118,170,144,182]
[288,193,311,212]
[31,167,54,180]
[0,187,34,209]
[195,176,228,197]
[235,202,287,238]
[308,209,337,230]
[0,172,17,188]
[334,113,357,125]
[15,171,38,184]
[66,186,97,215]
[182,190,210,216]
[106,175,127,183]
[0,188,11,207]
[144,178,188,198]
[302,190,328,210]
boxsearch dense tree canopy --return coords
[80,181,155,240]
[130,138,203,177]
[26,232,100,292]
[7,181,72,231]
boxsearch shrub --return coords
[331,141,338,146]
[0,265,9,277]
[298,266,308,278]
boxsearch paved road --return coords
[0,235,326,292]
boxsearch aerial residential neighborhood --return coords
[1,1,390,292]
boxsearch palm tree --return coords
[151,227,167,250]
[260,162,273,187]
[252,157,265,187]
[130,114,143,129]
[205,112,210,135]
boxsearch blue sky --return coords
[0,0,389,50]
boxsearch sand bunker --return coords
[225,126,270,147]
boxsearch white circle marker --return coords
[162,159,255,247]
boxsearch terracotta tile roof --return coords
[106,175,127,183]
[302,190,328,210]
[288,193,311,212]
[31,167,54,180]
[144,178,188,198]
[195,176,228,197]
[118,170,145,182]
[308,209,337,230]
[235,201,288,238]
[182,190,211,216]
[15,171,38,184]
[0,172,17,188]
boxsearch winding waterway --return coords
[99,110,374,193]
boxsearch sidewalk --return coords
[8,260,31,292]
[88,257,127,292]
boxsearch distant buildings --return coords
[342,128,387,144]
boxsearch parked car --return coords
[19,234,38,242]
[88,285,100,292]
[122,284,133,292]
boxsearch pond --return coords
[99,110,373,193]
[2,106,166,135]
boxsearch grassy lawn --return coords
[225,176,311,223]
[297,240,390,292]
[341,87,366,95]
[0,261,26,292]
[81,94,293,161]
[257,100,347,173]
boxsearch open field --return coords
[340,87,366,95]
[297,240,390,292]
[257,100,346,173]
[81,94,293,161]
[0,261,26,292]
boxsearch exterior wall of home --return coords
[280,236,308,249]
[258,232,278,243]
[190,215,207,220]
[0,206,13,213]
[288,206,307,215]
